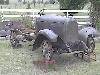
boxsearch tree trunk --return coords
[90,0,100,28]
[33,0,36,7]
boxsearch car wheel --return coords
[41,40,54,61]
[87,36,95,53]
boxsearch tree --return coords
[5,0,9,5]
[41,0,43,3]
[33,0,36,7]
[18,0,22,2]
[0,0,4,4]
[26,1,31,9]
[90,0,100,28]
[58,0,100,28]
[26,1,31,15]
[58,0,87,10]
[49,0,55,4]
[58,0,87,15]
[23,0,26,4]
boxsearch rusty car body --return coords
[4,21,36,48]
[32,14,96,61]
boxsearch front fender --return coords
[78,27,97,42]
[38,29,58,42]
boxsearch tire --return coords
[41,40,54,61]
[87,36,95,53]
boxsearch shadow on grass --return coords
[32,50,89,72]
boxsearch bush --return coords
[49,0,55,4]
[22,16,33,29]
[0,0,4,4]
[5,0,9,5]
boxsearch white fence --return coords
[0,9,90,25]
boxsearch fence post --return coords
[66,11,69,17]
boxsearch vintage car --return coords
[32,15,96,61]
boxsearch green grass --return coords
[0,40,100,75]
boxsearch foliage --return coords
[90,0,100,28]
[23,0,26,4]
[58,0,100,28]
[18,0,22,2]
[0,0,4,4]
[0,0,9,4]
[22,16,33,29]
[58,0,87,10]
[5,0,9,5]
[49,0,55,4]
[26,2,31,9]
[32,0,36,7]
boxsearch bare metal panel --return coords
[63,18,78,43]
[36,15,78,43]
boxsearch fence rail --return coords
[0,9,89,12]
[0,9,90,25]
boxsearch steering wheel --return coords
[38,9,47,16]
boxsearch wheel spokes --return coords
[41,40,53,60]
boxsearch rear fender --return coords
[78,27,97,42]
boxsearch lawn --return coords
[0,39,100,75]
